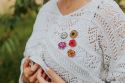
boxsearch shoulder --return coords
[95,0,125,21]
[98,0,123,13]
[39,0,55,14]
[35,0,56,21]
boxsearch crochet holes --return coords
[103,54,111,65]
[44,55,79,83]
[118,24,125,38]
[88,27,99,51]
[121,39,125,51]
[94,11,119,60]
[69,77,78,83]
[59,72,78,83]
[118,63,125,69]
[117,23,125,53]
[97,5,100,9]
[70,9,85,17]
[85,54,100,70]
[98,35,108,52]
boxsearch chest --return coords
[43,17,101,60]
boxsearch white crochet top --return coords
[19,0,125,83]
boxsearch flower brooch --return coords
[58,30,78,57]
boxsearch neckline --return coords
[55,0,94,17]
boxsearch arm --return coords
[96,0,125,82]
[19,1,50,82]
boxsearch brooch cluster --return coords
[58,30,78,57]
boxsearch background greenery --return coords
[0,0,124,83]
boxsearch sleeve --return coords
[23,9,47,58]
[19,3,49,83]
[97,0,125,82]
[19,58,27,83]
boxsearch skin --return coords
[57,0,88,15]
[22,58,50,83]
[36,68,65,83]
[22,0,89,83]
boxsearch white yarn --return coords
[19,0,125,83]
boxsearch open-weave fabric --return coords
[19,0,125,83]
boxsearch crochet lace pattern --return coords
[20,0,125,83]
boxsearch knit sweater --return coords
[19,0,125,83]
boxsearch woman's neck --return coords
[63,0,81,3]
[57,0,88,16]
[59,0,86,9]
[60,0,84,7]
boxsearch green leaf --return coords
[4,41,13,55]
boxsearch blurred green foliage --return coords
[0,0,40,29]
[116,0,125,11]
[0,0,43,83]
[0,16,35,83]
[0,0,124,83]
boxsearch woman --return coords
[19,0,125,83]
